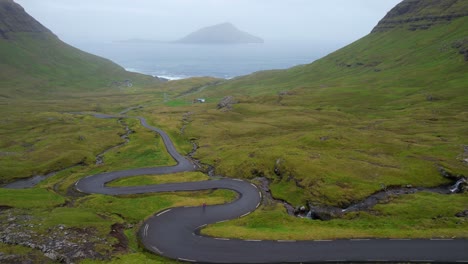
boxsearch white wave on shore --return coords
[153,75,188,81]
[125,67,190,81]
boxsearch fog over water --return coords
[15,0,402,79]
[77,41,333,80]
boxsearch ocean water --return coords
[74,41,336,80]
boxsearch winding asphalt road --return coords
[75,116,468,263]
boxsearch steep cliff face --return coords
[0,0,51,39]
[372,0,468,32]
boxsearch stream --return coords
[2,113,129,189]
[3,112,466,220]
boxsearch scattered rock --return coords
[253,177,295,215]
[0,252,16,262]
[438,166,463,180]
[109,223,128,253]
[320,136,329,141]
[217,96,237,111]
[0,205,13,211]
[308,205,343,221]
[44,251,59,261]
[0,210,110,263]
[455,210,468,218]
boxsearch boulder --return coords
[217,96,237,111]
[455,210,468,218]
[308,205,343,221]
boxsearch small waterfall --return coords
[450,178,466,193]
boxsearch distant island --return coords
[117,23,264,45]
[175,22,264,44]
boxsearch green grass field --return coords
[203,192,468,240]
[107,172,209,187]
[0,109,125,183]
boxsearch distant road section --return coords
[76,116,468,263]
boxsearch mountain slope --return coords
[176,22,264,44]
[372,0,468,32]
[203,0,467,98]
[182,0,468,207]
[0,0,51,37]
[0,0,157,98]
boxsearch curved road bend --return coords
[76,116,468,263]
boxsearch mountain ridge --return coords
[0,0,51,38]
[372,0,468,32]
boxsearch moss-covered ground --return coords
[203,192,468,240]
[0,77,235,263]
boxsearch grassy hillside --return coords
[0,0,158,98]
[175,0,468,242]
[171,2,468,208]
[0,1,233,263]
[0,33,158,97]
[201,17,467,98]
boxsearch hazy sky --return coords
[15,0,401,46]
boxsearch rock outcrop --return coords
[0,0,52,39]
[0,210,111,263]
[372,0,468,33]
[456,210,468,218]
[217,96,238,111]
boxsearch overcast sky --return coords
[15,0,401,46]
